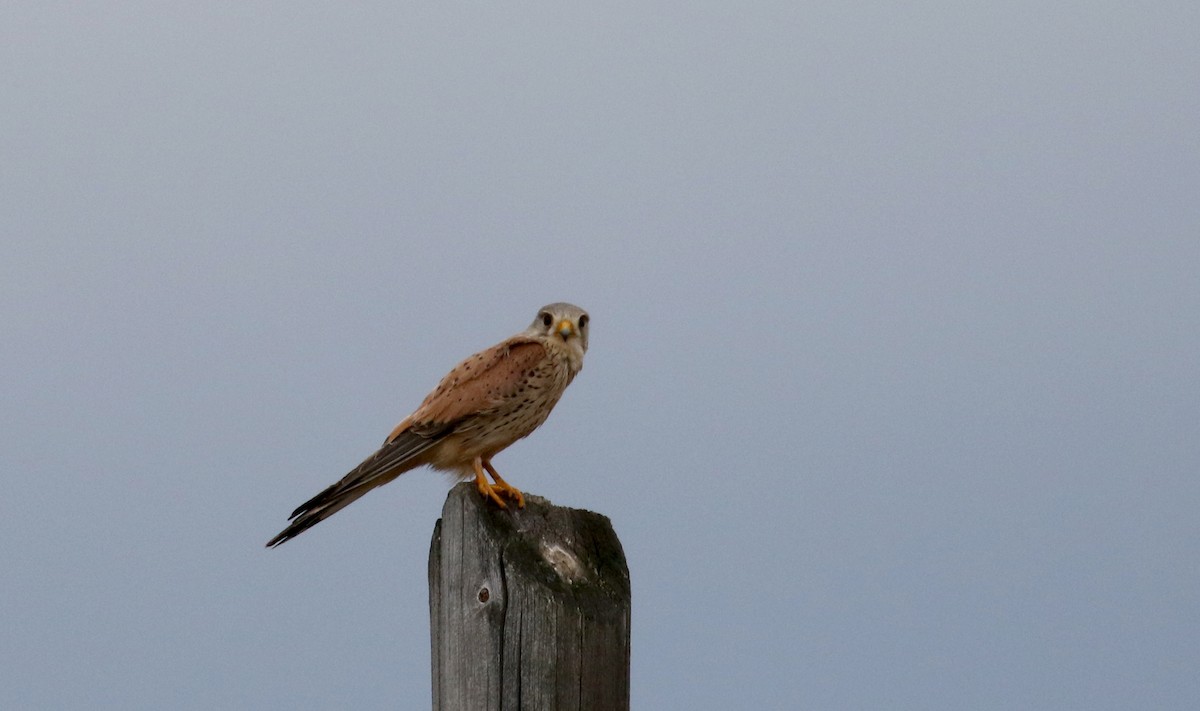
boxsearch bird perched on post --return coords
[266,302,589,548]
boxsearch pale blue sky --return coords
[2,3,1198,709]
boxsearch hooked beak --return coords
[556,319,575,340]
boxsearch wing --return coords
[404,338,548,428]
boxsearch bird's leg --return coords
[473,456,510,509]
[483,459,526,509]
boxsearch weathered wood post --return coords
[429,482,631,710]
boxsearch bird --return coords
[266,302,589,547]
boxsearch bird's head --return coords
[529,302,589,369]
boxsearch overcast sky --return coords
[2,3,1197,709]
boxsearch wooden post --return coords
[429,482,631,710]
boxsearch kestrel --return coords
[266,303,589,548]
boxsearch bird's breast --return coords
[453,360,569,452]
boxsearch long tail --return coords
[266,430,440,547]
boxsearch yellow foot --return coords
[471,458,525,508]
[473,458,507,508]
[484,460,526,508]
[476,477,509,509]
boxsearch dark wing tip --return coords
[265,515,318,548]
[265,427,449,550]
[266,524,298,548]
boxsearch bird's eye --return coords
[541,312,553,327]
[578,314,589,329]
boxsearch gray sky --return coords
[2,3,1197,709]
